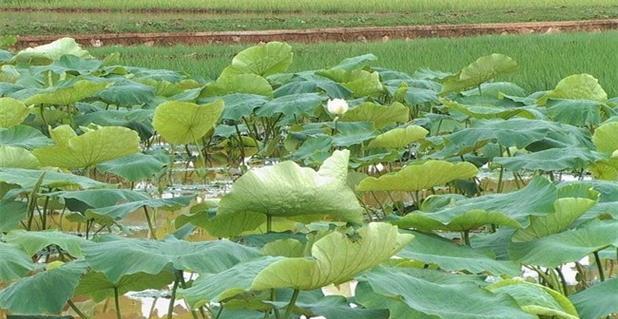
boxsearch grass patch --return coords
[91,31,618,96]
[2,6,618,35]
[3,0,618,13]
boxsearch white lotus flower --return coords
[326,98,349,116]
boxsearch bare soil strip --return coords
[15,19,618,48]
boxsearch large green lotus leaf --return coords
[5,230,88,257]
[152,100,224,144]
[317,54,378,84]
[592,121,618,154]
[75,270,174,302]
[180,257,282,307]
[0,243,34,281]
[273,75,351,99]
[508,219,618,267]
[367,125,428,149]
[487,279,578,319]
[0,145,40,168]
[206,93,268,121]
[343,70,384,98]
[24,80,108,106]
[546,74,608,102]
[357,160,478,192]
[431,119,592,158]
[396,177,556,231]
[33,126,139,169]
[83,237,260,283]
[440,54,518,94]
[359,266,535,319]
[205,68,273,97]
[97,152,169,182]
[0,168,106,190]
[0,97,29,128]
[493,147,603,172]
[182,223,412,306]
[0,199,27,232]
[0,261,87,315]
[570,277,618,319]
[512,197,597,242]
[53,189,192,226]
[442,99,538,120]
[230,42,293,77]
[0,125,52,149]
[398,231,520,276]
[341,102,410,129]
[255,93,323,118]
[209,150,364,237]
[12,37,91,64]
[545,99,610,127]
[252,223,413,290]
[96,80,155,107]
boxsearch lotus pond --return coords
[0,38,617,319]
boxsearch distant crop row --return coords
[2,0,618,13]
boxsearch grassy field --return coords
[3,6,618,35]
[3,0,618,13]
[91,31,618,97]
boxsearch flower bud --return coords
[326,98,349,116]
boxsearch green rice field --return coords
[91,31,618,96]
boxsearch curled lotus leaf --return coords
[208,150,364,237]
[357,160,478,192]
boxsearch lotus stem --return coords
[593,251,605,281]
[283,289,300,319]
[266,215,273,233]
[555,267,569,296]
[463,230,470,246]
[114,287,122,319]
[67,299,89,319]
[167,275,180,319]
[143,206,157,240]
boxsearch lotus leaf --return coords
[486,279,578,319]
[33,125,140,169]
[24,79,108,106]
[0,145,40,168]
[83,237,261,283]
[357,160,478,192]
[440,54,518,94]
[367,125,428,149]
[152,100,224,144]
[0,261,87,315]
[0,243,34,281]
[512,197,597,242]
[341,101,409,129]
[398,231,520,276]
[12,37,91,64]
[5,230,88,257]
[230,42,293,76]
[592,121,618,154]
[509,219,618,267]
[546,74,608,102]
[359,266,535,319]
[0,97,29,128]
[209,150,364,237]
[570,278,618,319]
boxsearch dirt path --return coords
[15,19,618,48]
